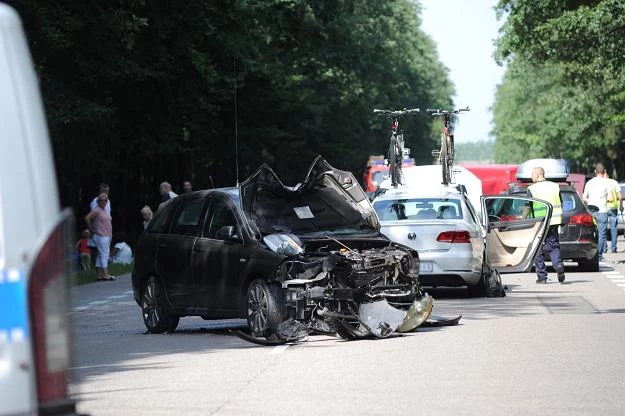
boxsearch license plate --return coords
[419,262,433,273]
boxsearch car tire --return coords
[467,263,487,297]
[246,279,286,337]
[578,252,599,272]
[141,276,180,334]
[467,276,486,297]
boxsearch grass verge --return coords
[73,263,134,286]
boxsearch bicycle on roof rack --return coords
[427,107,469,185]
[373,107,420,187]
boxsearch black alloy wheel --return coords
[141,276,180,334]
[246,279,286,337]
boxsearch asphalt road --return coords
[69,247,625,416]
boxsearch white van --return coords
[0,4,77,415]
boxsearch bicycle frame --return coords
[373,108,420,188]
[427,107,469,185]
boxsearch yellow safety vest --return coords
[528,180,562,226]
[608,186,618,210]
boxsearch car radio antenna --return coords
[234,58,240,187]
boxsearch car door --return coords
[155,197,208,307]
[191,196,243,314]
[482,195,552,273]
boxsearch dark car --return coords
[132,157,434,341]
[504,182,599,271]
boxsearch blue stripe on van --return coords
[0,268,29,342]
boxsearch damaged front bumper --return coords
[359,293,434,337]
[271,292,434,341]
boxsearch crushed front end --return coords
[271,239,433,341]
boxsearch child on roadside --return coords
[75,229,92,271]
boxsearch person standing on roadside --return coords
[603,171,623,253]
[85,193,115,281]
[90,183,111,214]
[583,163,610,262]
[140,205,154,230]
[159,181,178,205]
[523,166,566,284]
[75,229,92,271]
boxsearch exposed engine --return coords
[267,238,432,341]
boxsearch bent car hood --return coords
[240,156,379,236]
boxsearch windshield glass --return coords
[373,198,463,221]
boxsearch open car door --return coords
[481,195,553,273]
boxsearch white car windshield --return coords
[373,198,463,221]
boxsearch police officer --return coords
[522,166,566,284]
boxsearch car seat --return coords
[438,205,457,219]
[417,208,437,219]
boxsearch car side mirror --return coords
[215,225,240,242]
[587,204,599,213]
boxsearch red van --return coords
[362,156,415,193]
[460,164,520,195]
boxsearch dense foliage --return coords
[454,140,494,163]
[493,0,625,177]
[9,0,453,239]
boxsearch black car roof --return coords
[179,187,240,199]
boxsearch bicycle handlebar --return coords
[426,106,470,116]
[373,108,420,118]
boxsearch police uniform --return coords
[528,180,565,283]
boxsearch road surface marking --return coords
[616,283,625,288]
[71,295,133,313]
[269,345,290,354]
[87,300,109,306]
[106,294,129,299]
[602,271,620,275]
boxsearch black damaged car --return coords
[132,157,434,341]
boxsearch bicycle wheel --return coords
[388,133,404,187]
[440,134,451,185]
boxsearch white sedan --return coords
[373,184,487,295]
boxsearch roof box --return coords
[516,158,569,182]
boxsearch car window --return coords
[148,202,176,234]
[489,198,528,220]
[373,198,463,221]
[561,192,577,212]
[203,199,239,240]
[170,198,207,236]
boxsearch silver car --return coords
[373,185,487,295]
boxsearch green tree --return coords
[494,0,625,177]
[9,0,453,240]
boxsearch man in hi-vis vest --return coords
[522,166,566,284]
